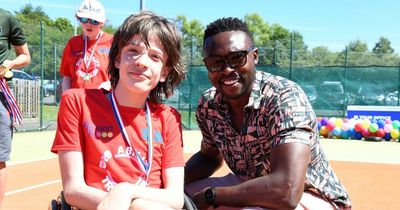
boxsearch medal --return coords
[0,65,13,78]
[83,73,91,81]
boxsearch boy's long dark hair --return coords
[108,11,186,103]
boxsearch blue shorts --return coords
[0,92,13,162]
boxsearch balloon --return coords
[368,123,379,133]
[377,120,385,129]
[319,126,329,136]
[333,127,342,137]
[354,131,363,140]
[326,120,335,131]
[383,133,392,141]
[342,122,350,131]
[361,127,370,137]
[320,117,329,126]
[341,130,349,139]
[384,123,393,133]
[361,119,371,129]
[392,120,400,129]
[348,128,355,139]
[390,129,399,139]
[385,118,392,125]
[376,128,385,138]
[354,122,363,132]
[334,118,343,128]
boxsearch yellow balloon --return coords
[390,129,399,139]
[361,119,371,129]
[334,118,343,128]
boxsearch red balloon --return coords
[376,128,385,138]
[354,122,363,132]
[361,127,370,137]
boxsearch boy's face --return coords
[79,17,103,39]
[115,34,170,94]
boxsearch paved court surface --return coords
[3,130,400,210]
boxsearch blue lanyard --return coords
[110,91,153,183]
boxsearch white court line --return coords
[8,157,57,166]
[5,179,61,196]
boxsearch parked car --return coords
[385,91,399,105]
[317,81,345,108]
[355,85,386,105]
[300,84,317,105]
[11,69,36,80]
[43,82,58,96]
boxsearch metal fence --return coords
[13,39,400,130]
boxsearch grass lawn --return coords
[43,105,59,122]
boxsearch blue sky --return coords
[1,0,400,53]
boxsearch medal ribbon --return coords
[0,78,22,125]
[83,31,103,73]
[110,91,153,183]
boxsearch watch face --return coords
[204,187,215,204]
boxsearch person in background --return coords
[0,7,31,208]
[51,11,186,210]
[60,0,113,92]
[184,17,352,210]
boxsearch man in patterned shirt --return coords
[184,17,351,210]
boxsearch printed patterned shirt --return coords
[196,70,351,208]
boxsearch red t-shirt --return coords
[51,89,185,191]
[60,32,113,89]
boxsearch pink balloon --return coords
[384,124,393,133]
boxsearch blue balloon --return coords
[384,133,392,141]
[354,131,363,140]
[341,130,349,139]
[320,117,329,126]
[348,128,355,139]
[333,127,342,137]
[377,120,385,129]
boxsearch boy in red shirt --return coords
[52,11,186,209]
[60,0,113,91]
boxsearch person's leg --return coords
[295,191,337,210]
[0,93,12,208]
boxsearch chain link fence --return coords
[12,32,400,130]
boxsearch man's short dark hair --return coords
[203,17,253,45]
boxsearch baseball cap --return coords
[76,0,105,23]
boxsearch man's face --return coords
[203,31,258,100]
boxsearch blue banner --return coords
[347,105,400,121]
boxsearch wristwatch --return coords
[204,187,219,208]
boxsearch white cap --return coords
[76,0,105,23]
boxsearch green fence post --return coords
[343,47,348,116]
[53,44,57,104]
[40,21,44,130]
[289,33,293,80]
[188,36,194,129]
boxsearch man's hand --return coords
[191,188,211,210]
[0,61,13,78]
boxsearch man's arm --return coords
[192,142,311,210]
[2,43,30,69]
[184,147,224,185]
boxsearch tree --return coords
[346,40,368,53]
[372,37,394,54]
[244,13,270,47]
[177,15,204,65]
